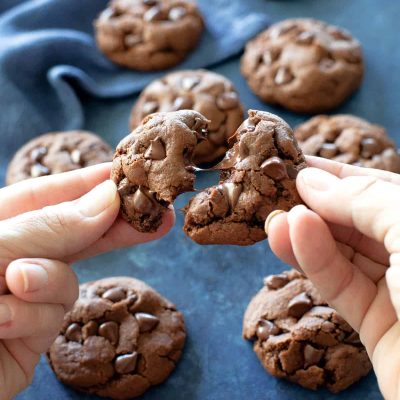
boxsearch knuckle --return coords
[40,206,71,236]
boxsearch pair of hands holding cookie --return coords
[0,158,399,399]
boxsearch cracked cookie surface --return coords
[295,114,400,172]
[95,0,204,71]
[111,110,208,233]
[130,69,244,165]
[241,18,364,113]
[6,131,113,185]
[48,277,186,400]
[183,110,306,246]
[243,270,372,392]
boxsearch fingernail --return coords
[299,168,338,191]
[19,263,49,292]
[265,210,286,235]
[78,180,118,218]
[0,303,12,325]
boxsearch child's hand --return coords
[0,163,174,400]
[266,156,400,400]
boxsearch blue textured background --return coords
[7,0,399,399]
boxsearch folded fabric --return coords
[0,0,270,184]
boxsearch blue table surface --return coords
[13,0,400,399]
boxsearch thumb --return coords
[0,180,120,266]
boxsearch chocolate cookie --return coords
[130,70,244,165]
[295,114,400,172]
[95,0,204,71]
[183,110,306,246]
[111,110,208,233]
[6,131,113,185]
[48,277,186,399]
[243,270,372,392]
[241,18,364,113]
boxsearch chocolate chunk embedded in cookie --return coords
[48,277,186,400]
[95,0,204,71]
[111,110,209,233]
[243,270,372,393]
[6,131,113,185]
[241,18,364,113]
[183,110,306,246]
[295,114,400,172]
[130,70,244,165]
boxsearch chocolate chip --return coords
[143,0,157,6]
[82,321,98,340]
[168,6,187,21]
[320,57,335,70]
[181,76,201,91]
[65,323,82,342]
[319,143,338,158]
[275,67,293,85]
[30,146,47,162]
[264,274,289,290]
[261,156,288,180]
[297,31,314,44]
[286,164,298,179]
[216,92,239,111]
[173,96,193,111]
[70,149,82,164]
[132,188,154,214]
[142,101,159,115]
[143,6,164,22]
[361,137,381,158]
[99,321,119,345]
[144,137,166,160]
[127,294,139,307]
[256,319,280,340]
[30,163,50,178]
[115,352,138,374]
[135,312,159,332]
[344,331,361,345]
[262,51,273,65]
[288,292,313,318]
[102,287,127,302]
[303,344,324,367]
[219,182,242,209]
[124,34,142,47]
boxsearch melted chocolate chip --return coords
[70,149,82,164]
[102,287,127,302]
[286,164,299,179]
[144,137,166,160]
[30,163,50,178]
[30,146,47,162]
[257,319,280,340]
[264,274,289,290]
[135,312,159,332]
[303,344,324,367]
[275,67,294,85]
[181,76,201,91]
[219,182,242,209]
[125,34,142,47]
[132,188,154,214]
[115,352,138,374]
[320,57,335,70]
[65,323,82,342]
[344,331,361,345]
[261,157,288,180]
[216,92,239,111]
[99,321,119,345]
[168,6,187,21]
[143,6,164,22]
[173,96,193,111]
[82,321,99,340]
[297,31,314,44]
[319,143,338,158]
[361,137,381,158]
[143,0,157,6]
[142,101,159,115]
[262,51,273,66]
[288,292,313,318]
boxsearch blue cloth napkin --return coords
[0,0,269,182]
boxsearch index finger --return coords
[0,163,111,220]
[306,156,400,185]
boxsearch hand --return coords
[0,163,174,400]
[266,156,400,400]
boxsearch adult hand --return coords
[0,163,174,400]
[266,156,400,400]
